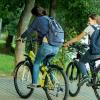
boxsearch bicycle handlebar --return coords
[69,43,89,52]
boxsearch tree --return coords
[49,0,56,17]
[15,0,35,64]
[0,0,25,53]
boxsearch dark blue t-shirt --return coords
[21,16,49,38]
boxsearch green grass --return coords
[0,39,15,75]
[0,54,14,75]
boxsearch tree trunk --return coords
[5,34,14,53]
[49,0,65,68]
[49,0,56,17]
[15,0,35,65]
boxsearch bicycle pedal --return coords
[37,85,41,87]
[27,84,41,89]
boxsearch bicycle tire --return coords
[44,65,68,100]
[14,61,33,98]
[66,62,81,97]
[92,67,100,100]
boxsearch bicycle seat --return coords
[43,54,55,65]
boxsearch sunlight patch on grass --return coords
[0,54,14,75]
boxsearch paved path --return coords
[0,76,97,100]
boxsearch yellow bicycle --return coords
[14,39,69,100]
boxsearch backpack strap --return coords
[91,25,97,30]
[43,16,51,22]
[43,16,53,36]
[40,16,50,37]
[91,25,100,30]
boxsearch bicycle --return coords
[66,43,100,100]
[14,39,69,100]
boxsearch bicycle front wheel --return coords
[44,65,68,100]
[66,62,81,97]
[93,68,100,100]
[14,61,33,98]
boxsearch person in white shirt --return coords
[64,14,100,86]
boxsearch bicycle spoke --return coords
[44,66,68,100]
[93,69,100,100]
[66,62,81,97]
[14,61,33,98]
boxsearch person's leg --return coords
[32,43,59,85]
[27,45,46,88]
[77,50,91,86]
[32,56,43,84]
[32,43,48,84]
[77,62,88,76]
[77,50,91,76]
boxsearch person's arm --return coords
[21,19,38,39]
[64,32,85,47]
[64,25,94,47]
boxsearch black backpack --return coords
[90,25,100,54]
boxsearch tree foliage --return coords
[0,0,25,35]
[0,0,100,66]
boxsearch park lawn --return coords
[0,53,14,75]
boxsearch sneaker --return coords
[78,75,90,87]
[27,84,40,89]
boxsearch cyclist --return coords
[20,6,62,88]
[64,14,100,86]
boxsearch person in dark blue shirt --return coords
[21,6,60,88]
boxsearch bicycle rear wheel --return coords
[14,61,33,98]
[66,62,81,97]
[44,65,68,100]
[93,68,100,100]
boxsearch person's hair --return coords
[31,6,47,16]
[89,13,100,25]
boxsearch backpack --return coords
[90,25,100,54]
[45,17,64,46]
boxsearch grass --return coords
[0,53,14,75]
[0,39,15,76]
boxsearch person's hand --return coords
[63,43,69,48]
[63,41,72,48]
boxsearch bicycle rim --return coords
[14,61,33,98]
[66,62,81,97]
[44,66,68,100]
[93,69,100,100]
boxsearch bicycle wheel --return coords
[14,61,33,98]
[66,62,81,97]
[44,65,68,100]
[93,68,100,100]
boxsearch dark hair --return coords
[88,13,97,20]
[89,13,100,25]
[31,6,47,16]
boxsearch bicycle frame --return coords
[69,44,100,86]
[24,50,53,88]
[39,65,48,87]
[14,39,69,100]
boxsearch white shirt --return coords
[83,24,99,44]
[83,24,99,37]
